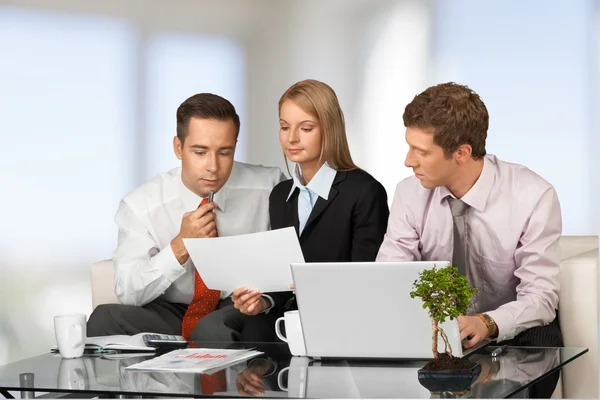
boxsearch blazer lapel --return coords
[302,171,346,235]
[288,187,301,236]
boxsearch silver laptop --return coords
[290,261,489,360]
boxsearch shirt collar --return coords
[286,163,337,202]
[177,167,227,212]
[437,155,495,212]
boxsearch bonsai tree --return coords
[410,265,478,360]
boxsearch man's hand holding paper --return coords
[232,287,272,315]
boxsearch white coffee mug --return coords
[54,314,86,358]
[58,357,89,390]
[275,310,306,356]
[277,356,310,397]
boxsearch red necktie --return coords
[180,198,227,394]
[200,371,227,395]
[187,344,227,395]
[181,197,222,339]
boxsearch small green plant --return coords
[410,265,478,360]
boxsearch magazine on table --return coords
[124,348,264,374]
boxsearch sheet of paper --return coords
[183,227,304,292]
[124,348,264,374]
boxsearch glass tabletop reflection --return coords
[0,341,588,399]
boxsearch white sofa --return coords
[90,259,119,309]
[553,236,598,399]
[89,235,599,398]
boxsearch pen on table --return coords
[491,345,508,357]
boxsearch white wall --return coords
[356,0,431,198]
[431,0,599,235]
[0,5,137,365]
[243,0,431,198]
[594,1,600,234]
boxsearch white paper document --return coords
[183,227,304,292]
[125,348,264,375]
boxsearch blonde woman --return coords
[271,79,389,261]
[232,79,389,334]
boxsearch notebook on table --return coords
[52,332,156,354]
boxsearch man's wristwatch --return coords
[477,313,498,339]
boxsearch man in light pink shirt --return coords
[377,82,562,396]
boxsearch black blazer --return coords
[268,168,389,310]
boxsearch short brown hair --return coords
[279,79,357,171]
[403,82,488,159]
[176,93,240,142]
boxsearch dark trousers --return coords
[87,297,279,343]
[87,297,187,336]
[190,300,282,343]
[497,312,563,399]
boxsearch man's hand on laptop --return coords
[458,315,489,349]
[232,287,271,315]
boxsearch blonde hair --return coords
[279,79,357,172]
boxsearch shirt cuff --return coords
[262,294,275,314]
[486,308,516,342]
[155,243,188,284]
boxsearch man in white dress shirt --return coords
[87,93,285,342]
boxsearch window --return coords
[144,33,246,181]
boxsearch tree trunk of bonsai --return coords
[438,326,453,358]
[432,319,439,359]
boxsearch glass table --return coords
[0,342,587,398]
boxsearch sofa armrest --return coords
[559,235,599,260]
[90,259,119,309]
[558,248,598,399]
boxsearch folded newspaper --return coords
[124,348,264,374]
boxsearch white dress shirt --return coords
[113,161,285,307]
[286,163,337,235]
[377,155,562,342]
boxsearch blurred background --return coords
[0,0,598,364]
